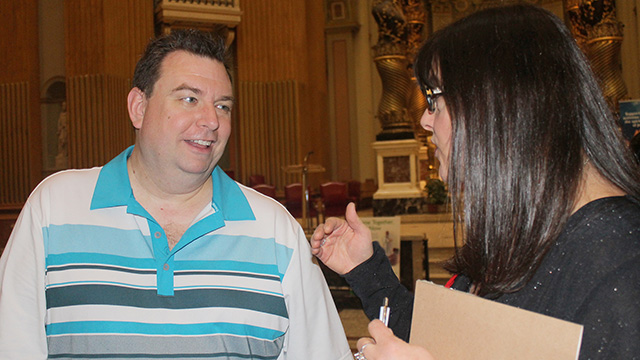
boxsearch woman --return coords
[311,4,640,359]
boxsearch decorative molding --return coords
[325,0,360,33]
[155,0,242,29]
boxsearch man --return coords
[0,29,351,359]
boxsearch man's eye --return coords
[216,104,231,113]
[183,97,197,104]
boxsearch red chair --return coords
[252,184,277,199]
[249,174,266,187]
[284,183,318,219]
[347,180,361,206]
[320,181,349,217]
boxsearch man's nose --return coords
[198,104,220,131]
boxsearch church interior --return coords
[2,0,640,351]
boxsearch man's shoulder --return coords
[28,167,102,201]
[238,184,289,213]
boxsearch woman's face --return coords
[420,94,452,182]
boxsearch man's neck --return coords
[126,148,212,200]
[127,153,213,219]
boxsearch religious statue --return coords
[55,101,69,169]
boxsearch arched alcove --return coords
[41,76,66,172]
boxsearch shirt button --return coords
[163,263,170,271]
[154,232,161,238]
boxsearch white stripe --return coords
[47,268,156,288]
[46,268,283,295]
[174,274,282,294]
[47,305,288,331]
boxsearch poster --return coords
[360,216,401,276]
[619,99,640,140]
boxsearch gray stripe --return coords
[47,333,284,359]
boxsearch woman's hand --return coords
[356,320,436,360]
[310,202,374,274]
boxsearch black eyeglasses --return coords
[422,87,444,114]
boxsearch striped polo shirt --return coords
[0,146,351,359]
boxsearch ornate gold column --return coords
[564,0,627,112]
[403,0,428,144]
[372,0,414,140]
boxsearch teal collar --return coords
[90,145,255,221]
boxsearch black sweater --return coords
[344,196,640,359]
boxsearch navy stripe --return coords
[47,264,156,275]
[46,285,287,316]
[175,270,279,281]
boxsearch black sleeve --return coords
[343,241,415,341]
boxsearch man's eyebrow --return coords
[218,95,235,103]
[171,84,201,94]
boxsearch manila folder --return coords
[409,280,583,360]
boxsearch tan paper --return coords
[409,280,583,360]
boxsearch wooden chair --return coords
[284,183,318,219]
[320,181,349,217]
[252,184,277,199]
[249,174,266,187]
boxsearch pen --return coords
[354,297,391,360]
[379,297,390,326]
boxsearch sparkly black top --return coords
[345,196,640,359]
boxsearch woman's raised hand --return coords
[310,202,374,274]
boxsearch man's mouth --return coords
[189,139,213,147]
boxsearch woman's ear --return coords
[127,87,147,129]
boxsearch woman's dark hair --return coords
[414,4,640,297]
[132,29,232,96]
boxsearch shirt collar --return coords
[90,145,255,221]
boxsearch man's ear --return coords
[127,87,147,129]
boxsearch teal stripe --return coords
[46,285,288,316]
[274,243,294,280]
[175,235,286,263]
[45,226,294,278]
[46,321,285,339]
[46,224,152,256]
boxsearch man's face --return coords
[130,50,234,178]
